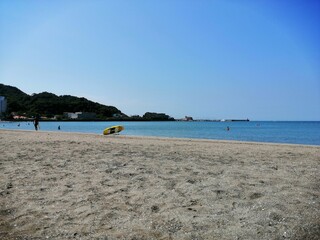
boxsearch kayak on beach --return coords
[103,125,124,135]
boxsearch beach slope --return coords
[0,130,319,239]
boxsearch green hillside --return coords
[0,84,124,119]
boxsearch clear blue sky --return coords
[1,0,319,120]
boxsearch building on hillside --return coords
[0,96,7,114]
[13,115,28,120]
[64,112,77,119]
[63,112,96,120]
[112,113,125,118]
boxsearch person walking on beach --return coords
[33,115,40,131]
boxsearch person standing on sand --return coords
[33,115,40,131]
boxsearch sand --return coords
[0,129,319,240]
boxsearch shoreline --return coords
[1,130,319,239]
[0,128,319,148]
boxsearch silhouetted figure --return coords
[34,116,40,131]
[58,125,61,130]
[226,126,230,131]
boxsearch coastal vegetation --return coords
[0,84,174,121]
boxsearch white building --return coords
[63,112,96,120]
[64,112,78,119]
[0,96,7,114]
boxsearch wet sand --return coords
[0,129,319,239]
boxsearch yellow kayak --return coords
[103,125,124,135]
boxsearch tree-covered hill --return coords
[0,84,124,119]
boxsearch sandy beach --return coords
[0,129,319,239]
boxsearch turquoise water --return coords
[1,121,320,145]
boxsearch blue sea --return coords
[1,121,320,146]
